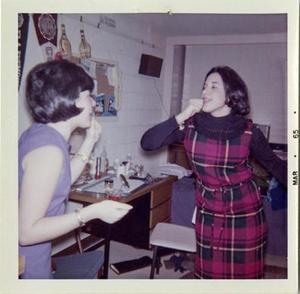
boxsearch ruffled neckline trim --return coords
[192,112,248,140]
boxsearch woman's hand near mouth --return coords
[175,98,203,126]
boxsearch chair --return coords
[52,250,104,279]
[52,228,106,279]
[253,123,271,141]
[149,222,196,279]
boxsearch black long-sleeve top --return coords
[141,112,287,187]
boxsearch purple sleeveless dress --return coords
[19,123,71,279]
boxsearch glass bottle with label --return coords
[79,29,91,59]
[59,24,72,59]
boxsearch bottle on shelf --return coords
[59,24,72,59]
[79,29,91,59]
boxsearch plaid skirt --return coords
[194,180,268,279]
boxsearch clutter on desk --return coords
[150,163,192,179]
[75,149,146,183]
[76,175,146,196]
[129,173,153,183]
[72,149,162,198]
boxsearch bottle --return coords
[95,157,101,179]
[113,158,120,173]
[126,153,132,167]
[59,24,72,59]
[104,178,114,194]
[117,163,126,178]
[89,152,96,177]
[79,29,91,59]
[100,147,108,173]
[125,153,132,175]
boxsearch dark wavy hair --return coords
[26,59,94,123]
[205,66,250,115]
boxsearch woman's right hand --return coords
[81,200,133,224]
[175,98,203,125]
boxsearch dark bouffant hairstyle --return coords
[205,66,250,115]
[26,59,94,123]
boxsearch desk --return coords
[168,143,191,170]
[69,175,177,277]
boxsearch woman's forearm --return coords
[19,201,132,246]
[140,116,184,151]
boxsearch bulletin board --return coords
[78,57,122,118]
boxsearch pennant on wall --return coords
[18,13,29,89]
[33,14,58,61]
[33,14,57,46]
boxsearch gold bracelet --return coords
[75,209,86,227]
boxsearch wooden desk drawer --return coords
[168,144,191,169]
[149,200,171,229]
[151,183,172,208]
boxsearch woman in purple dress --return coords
[141,66,286,279]
[19,60,132,279]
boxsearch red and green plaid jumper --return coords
[183,119,268,279]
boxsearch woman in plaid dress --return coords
[141,66,286,279]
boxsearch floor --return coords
[52,233,288,279]
[104,241,287,279]
[107,241,190,279]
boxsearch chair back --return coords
[254,123,270,141]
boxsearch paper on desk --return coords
[77,176,145,194]
[150,163,192,179]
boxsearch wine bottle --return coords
[59,24,72,59]
[79,29,91,59]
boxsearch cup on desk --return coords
[104,178,114,193]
